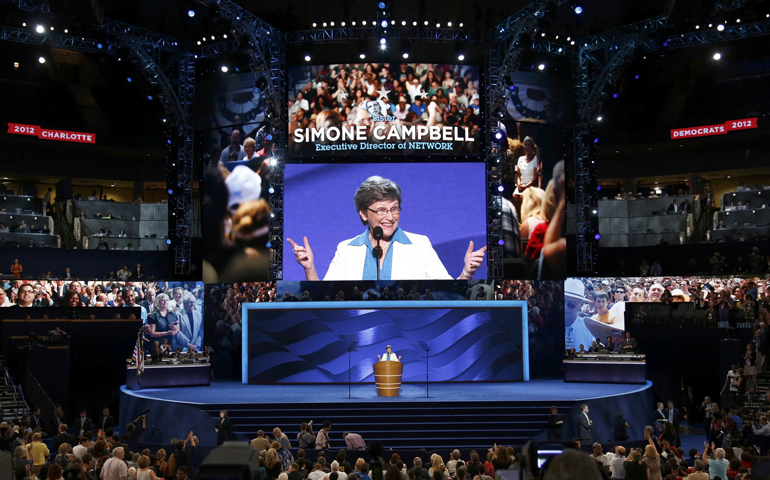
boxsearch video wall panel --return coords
[243,301,527,384]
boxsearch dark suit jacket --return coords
[97,415,115,432]
[54,432,77,452]
[577,412,592,442]
[664,407,683,428]
[73,417,92,436]
[667,203,680,213]
[621,338,638,351]
[654,409,666,422]
[216,419,234,445]
[288,471,305,480]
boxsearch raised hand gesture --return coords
[463,241,487,278]
[287,237,318,280]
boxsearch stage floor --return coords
[122,379,652,404]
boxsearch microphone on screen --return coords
[372,226,383,281]
[372,226,383,260]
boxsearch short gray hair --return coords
[112,447,124,456]
[354,176,402,224]
[715,448,725,459]
[182,293,196,303]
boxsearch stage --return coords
[120,379,653,450]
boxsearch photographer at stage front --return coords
[287,176,486,281]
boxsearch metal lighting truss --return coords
[197,0,286,280]
[285,26,479,44]
[174,52,196,275]
[486,0,570,280]
[0,25,116,53]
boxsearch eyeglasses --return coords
[566,302,578,309]
[367,206,402,216]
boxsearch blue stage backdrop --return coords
[283,163,487,281]
[242,301,527,384]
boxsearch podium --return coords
[374,361,403,397]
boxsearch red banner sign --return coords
[7,123,96,144]
[670,118,758,139]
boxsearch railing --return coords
[0,359,30,420]
[17,361,56,432]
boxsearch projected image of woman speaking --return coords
[287,176,486,281]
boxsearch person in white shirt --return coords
[287,176,486,281]
[609,446,626,480]
[751,415,770,435]
[307,464,326,480]
[377,345,401,362]
[327,461,348,480]
[73,437,89,460]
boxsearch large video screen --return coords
[283,162,487,281]
[243,301,527,383]
[287,63,481,157]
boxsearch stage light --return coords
[22,22,26,26]
[221,66,228,72]
[436,23,441,27]
[378,1,386,8]
[597,186,602,191]
[498,239,505,246]
[458,54,465,61]
[167,188,174,195]
[558,47,563,52]
[597,116,603,121]
[266,134,273,141]
[459,22,463,27]
[13,62,19,68]
[362,20,367,25]
[323,22,327,27]
[708,23,713,27]
[391,20,395,25]
[147,95,153,100]
[38,57,45,64]
[380,37,387,45]
[401,20,406,25]
[497,185,504,192]
[162,118,166,122]
[696,25,700,29]
[595,234,601,240]
[592,209,597,214]
[330,21,335,26]
[187,9,195,17]
[424,20,428,25]
[494,131,503,140]
[312,22,317,27]
[593,138,599,143]
[50,26,54,31]
[35,25,44,33]
[736,18,740,23]
[613,93,618,98]
[268,187,275,194]
[304,55,311,61]
[341,22,345,26]
[413,21,417,26]
[574,5,583,14]
[538,64,545,71]
[166,239,172,245]
[197,41,201,45]
[96,43,103,49]
[509,84,516,91]
[402,53,409,59]
[713,53,721,60]
[570,40,575,45]
[211,35,215,40]
[359,53,366,59]
[352,21,356,25]
[447,21,452,27]
[717,24,724,31]
[381,20,388,27]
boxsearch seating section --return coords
[74,199,168,251]
[0,197,58,247]
[597,196,695,247]
[712,190,770,241]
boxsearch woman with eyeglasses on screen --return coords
[287,176,486,281]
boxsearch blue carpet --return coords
[123,379,652,405]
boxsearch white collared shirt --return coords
[381,352,399,362]
[323,230,451,281]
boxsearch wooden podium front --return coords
[373,361,403,397]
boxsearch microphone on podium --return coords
[372,226,383,281]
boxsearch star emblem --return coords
[415,87,428,99]
[376,88,391,100]
[338,90,348,102]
